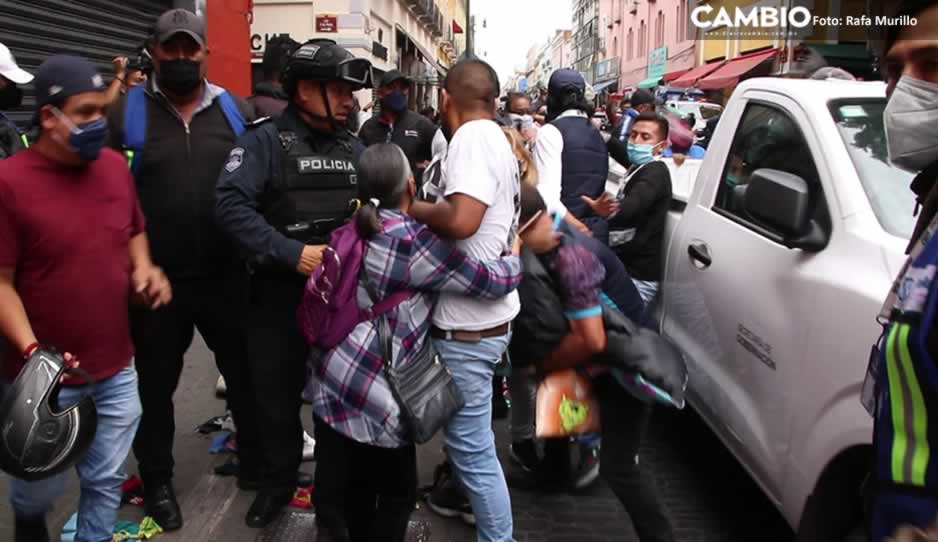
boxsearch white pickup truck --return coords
[655,78,916,541]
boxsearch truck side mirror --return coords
[742,168,829,252]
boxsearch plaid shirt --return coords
[308,209,523,448]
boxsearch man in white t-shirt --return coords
[410,59,519,542]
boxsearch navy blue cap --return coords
[548,69,585,96]
[34,55,106,109]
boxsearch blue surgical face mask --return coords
[382,90,408,113]
[627,141,661,166]
[52,108,109,162]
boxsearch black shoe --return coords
[425,462,475,526]
[245,490,292,528]
[144,483,183,531]
[509,439,540,473]
[237,471,313,491]
[15,516,49,542]
[571,441,600,490]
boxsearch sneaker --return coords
[509,439,540,473]
[426,462,475,526]
[302,431,316,461]
[215,375,227,398]
[572,441,600,490]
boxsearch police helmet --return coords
[0,347,97,481]
[281,39,374,95]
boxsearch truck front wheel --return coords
[796,447,871,542]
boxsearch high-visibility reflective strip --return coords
[897,324,930,485]
[886,323,931,486]
[125,150,134,169]
[19,134,28,148]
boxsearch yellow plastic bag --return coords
[535,369,600,437]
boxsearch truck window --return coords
[830,100,915,240]
[714,102,829,236]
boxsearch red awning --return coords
[696,48,779,90]
[669,61,725,88]
[662,68,691,83]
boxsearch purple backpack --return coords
[298,219,410,350]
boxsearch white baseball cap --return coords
[0,43,33,85]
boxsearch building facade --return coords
[549,30,574,73]
[615,0,695,92]
[572,0,599,84]
[251,0,466,109]
[0,0,256,127]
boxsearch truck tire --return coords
[797,447,870,542]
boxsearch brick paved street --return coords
[0,336,794,541]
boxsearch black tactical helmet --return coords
[281,39,374,95]
[0,347,97,481]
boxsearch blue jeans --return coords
[10,365,142,542]
[434,335,513,542]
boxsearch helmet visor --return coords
[338,58,373,88]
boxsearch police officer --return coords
[215,38,370,529]
[0,42,32,159]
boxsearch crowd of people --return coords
[0,2,936,542]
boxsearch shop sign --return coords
[251,33,292,59]
[647,47,668,80]
[316,15,338,33]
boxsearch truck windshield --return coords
[831,100,915,240]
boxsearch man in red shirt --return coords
[0,55,170,542]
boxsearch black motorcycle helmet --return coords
[281,39,374,128]
[0,347,97,481]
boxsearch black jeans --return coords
[245,273,308,493]
[131,273,261,488]
[313,417,417,542]
[595,374,675,542]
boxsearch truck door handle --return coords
[688,243,712,268]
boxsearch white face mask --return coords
[885,76,938,172]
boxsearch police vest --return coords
[553,115,609,235]
[263,116,360,245]
[874,224,938,496]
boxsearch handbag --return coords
[534,369,601,438]
[362,265,465,444]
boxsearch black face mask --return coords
[0,84,23,109]
[158,59,202,96]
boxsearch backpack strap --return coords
[123,88,246,176]
[0,111,28,148]
[217,91,246,138]
[123,85,148,175]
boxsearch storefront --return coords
[0,0,173,127]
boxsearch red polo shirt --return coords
[0,148,145,383]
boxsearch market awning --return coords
[669,61,725,88]
[637,77,660,89]
[662,68,691,83]
[696,48,778,90]
[593,79,617,93]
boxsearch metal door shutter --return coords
[0,0,171,128]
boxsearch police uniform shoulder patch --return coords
[279,131,298,152]
[225,147,245,173]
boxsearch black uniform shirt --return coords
[215,105,364,271]
[359,109,436,170]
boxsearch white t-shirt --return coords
[432,119,521,331]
